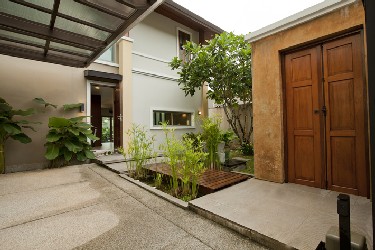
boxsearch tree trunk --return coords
[0,144,5,174]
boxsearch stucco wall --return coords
[0,54,118,172]
[250,2,365,182]
[127,12,202,148]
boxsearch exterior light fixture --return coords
[95,86,100,89]
[198,111,202,115]
[80,103,85,112]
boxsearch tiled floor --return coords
[190,178,372,250]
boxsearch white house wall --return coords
[128,12,202,149]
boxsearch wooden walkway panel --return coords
[145,163,249,193]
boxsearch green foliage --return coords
[160,123,207,200]
[44,116,98,167]
[181,137,207,199]
[182,132,202,152]
[0,97,37,145]
[220,130,237,146]
[241,142,254,156]
[200,116,222,170]
[170,32,253,144]
[63,103,83,111]
[154,173,163,189]
[160,123,184,196]
[118,124,156,179]
[33,98,57,109]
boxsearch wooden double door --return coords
[285,33,369,197]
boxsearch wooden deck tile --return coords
[145,163,249,192]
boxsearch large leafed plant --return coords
[0,97,37,173]
[45,116,98,167]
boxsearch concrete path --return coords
[190,178,372,250]
[0,164,267,250]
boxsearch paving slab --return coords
[190,178,373,250]
[0,163,267,250]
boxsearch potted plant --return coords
[0,97,37,173]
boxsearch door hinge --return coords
[322,105,327,116]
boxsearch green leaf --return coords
[45,144,60,160]
[0,103,12,113]
[63,103,82,111]
[3,123,22,135]
[10,133,32,143]
[46,132,63,142]
[76,122,91,129]
[84,149,96,159]
[64,141,82,153]
[76,152,87,161]
[33,98,57,109]
[48,117,71,128]
[68,128,80,136]
[21,125,37,132]
[12,108,35,116]
[69,116,89,122]
[86,133,99,141]
[63,150,73,162]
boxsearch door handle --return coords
[117,114,123,121]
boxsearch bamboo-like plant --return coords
[160,122,184,196]
[201,116,222,169]
[181,137,207,200]
[118,124,156,179]
[0,97,38,173]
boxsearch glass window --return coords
[98,45,115,62]
[153,111,192,126]
[178,30,191,62]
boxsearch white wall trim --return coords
[120,36,134,43]
[245,0,357,43]
[93,60,120,68]
[150,107,196,130]
[132,51,170,63]
[86,80,117,125]
[132,68,179,82]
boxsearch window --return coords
[98,45,115,62]
[153,110,193,127]
[177,29,191,62]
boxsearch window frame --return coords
[176,27,192,61]
[150,107,195,130]
[96,43,117,64]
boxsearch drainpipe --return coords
[363,0,375,243]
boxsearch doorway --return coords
[284,32,369,197]
[89,82,121,152]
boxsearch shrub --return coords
[45,116,98,167]
[118,124,156,179]
[241,142,254,156]
[201,116,222,169]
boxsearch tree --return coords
[170,32,252,144]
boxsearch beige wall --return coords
[0,54,118,172]
[250,2,365,182]
[118,38,133,149]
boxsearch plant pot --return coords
[0,144,4,174]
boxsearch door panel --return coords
[285,46,323,188]
[323,34,368,196]
[91,95,102,147]
[113,86,121,148]
[285,33,368,197]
